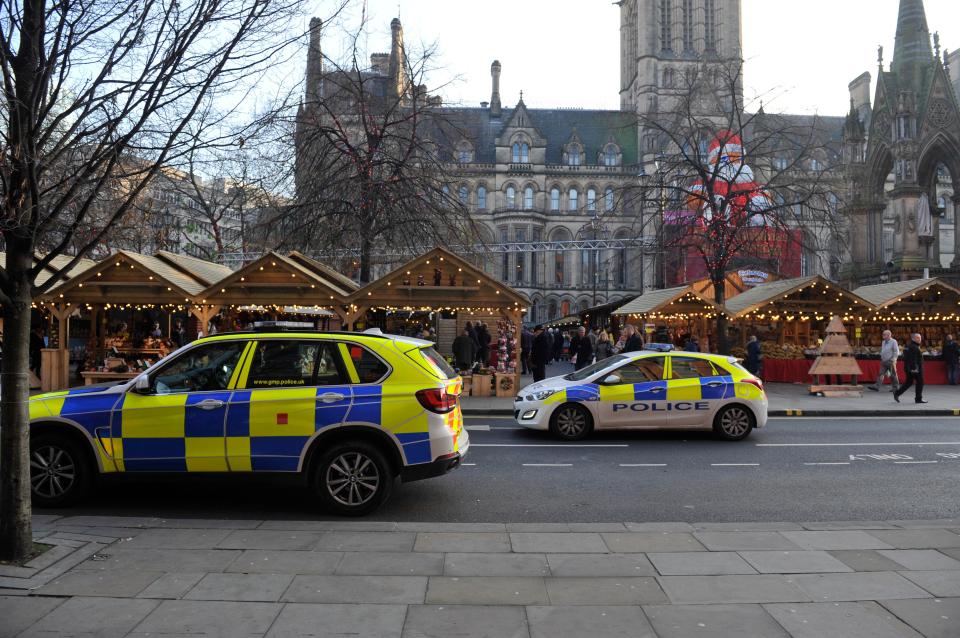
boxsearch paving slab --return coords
[694,531,802,551]
[780,530,895,550]
[544,576,667,605]
[510,532,609,553]
[183,572,294,602]
[33,568,163,597]
[889,519,960,529]
[226,550,342,575]
[401,605,528,638]
[878,549,960,571]
[152,517,263,530]
[314,531,417,552]
[506,522,574,532]
[55,515,159,528]
[265,602,407,638]
[868,529,960,549]
[647,552,757,576]
[643,603,791,638]
[763,601,923,638]
[567,523,631,532]
[942,547,960,561]
[0,595,66,638]
[878,597,960,638]
[739,551,854,574]
[692,522,803,532]
[23,596,159,638]
[829,549,914,572]
[73,547,242,573]
[527,605,656,638]
[625,522,695,533]
[793,572,932,602]
[136,572,206,599]
[336,551,444,576]
[445,552,551,577]
[129,599,281,636]
[900,570,960,596]
[258,520,400,532]
[658,575,810,604]
[602,532,706,553]
[546,553,657,577]
[118,527,233,549]
[425,576,549,605]
[414,532,511,553]
[800,521,900,531]
[396,522,506,532]
[283,575,428,604]
[217,529,322,550]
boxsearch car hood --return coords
[517,374,591,397]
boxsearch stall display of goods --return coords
[760,342,806,360]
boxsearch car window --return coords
[153,341,245,394]
[411,346,458,380]
[344,344,389,384]
[245,340,343,389]
[614,356,666,383]
[565,355,627,381]
[669,356,719,380]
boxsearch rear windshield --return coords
[409,346,458,380]
[720,357,749,376]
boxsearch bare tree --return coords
[637,63,843,353]
[0,0,343,563]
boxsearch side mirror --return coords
[134,375,151,394]
[602,374,622,385]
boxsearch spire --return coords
[305,17,323,104]
[891,0,933,82]
[389,17,407,100]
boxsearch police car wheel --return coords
[29,434,92,508]
[714,405,754,441]
[550,404,592,441]
[313,442,394,516]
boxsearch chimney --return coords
[490,60,502,118]
[848,72,872,121]
[306,18,323,103]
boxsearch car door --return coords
[116,340,246,471]
[229,339,351,471]
[596,356,668,428]
[665,355,731,426]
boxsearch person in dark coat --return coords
[552,329,563,362]
[568,330,581,365]
[476,322,491,366]
[622,324,643,353]
[520,327,533,375]
[171,319,187,348]
[452,328,477,371]
[684,335,700,352]
[573,326,594,371]
[943,334,960,386]
[745,335,762,376]
[29,326,45,375]
[895,333,927,404]
[531,325,551,382]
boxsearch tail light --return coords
[416,387,458,414]
[743,377,764,392]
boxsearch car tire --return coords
[312,441,394,516]
[713,405,755,441]
[549,403,593,441]
[29,433,93,508]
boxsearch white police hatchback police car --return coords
[515,348,768,441]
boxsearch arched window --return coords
[548,299,558,320]
[605,187,615,212]
[477,185,487,210]
[704,0,717,52]
[506,186,516,208]
[659,0,672,52]
[587,188,597,212]
[555,251,565,285]
[550,188,561,212]
[457,141,474,164]
[512,143,521,163]
[520,143,529,163]
[524,186,534,210]
[458,185,469,205]
[567,147,581,166]
[568,188,579,211]
[604,145,619,166]
[682,0,694,53]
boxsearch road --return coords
[47,416,960,523]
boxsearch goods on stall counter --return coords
[495,318,517,373]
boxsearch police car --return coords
[515,346,768,441]
[27,326,467,515]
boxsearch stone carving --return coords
[927,99,952,129]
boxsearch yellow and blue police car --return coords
[27,325,467,515]
[515,346,768,441]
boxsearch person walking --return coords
[596,330,615,361]
[894,333,926,404]
[520,326,533,375]
[452,328,477,371]
[943,334,960,386]
[531,325,551,382]
[745,335,762,377]
[868,330,900,393]
[573,326,594,371]
[568,329,581,365]
[476,322,491,366]
[622,324,643,353]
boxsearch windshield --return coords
[564,355,627,381]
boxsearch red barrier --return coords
[761,359,950,385]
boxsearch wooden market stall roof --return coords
[612,285,723,318]
[349,246,529,312]
[724,275,874,320]
[286,251,359,295]
[853,278,960,310]
[853,278,960,321]
[154,251,233,287]
[0,252,96,292]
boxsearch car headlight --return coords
[529,389,556,401]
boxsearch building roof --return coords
[724,276,821,317]
[0,253,97,292]
[286,251,359,294]
[120,251,209,297]
[853,278,960,309]
[612,286,720,316]
[155,251,234,287]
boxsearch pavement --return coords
[464,362,960,416]
[1,515,958,637]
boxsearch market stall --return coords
[612,285,725,348]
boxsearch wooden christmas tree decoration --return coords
[808,316,864,397]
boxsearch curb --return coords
[462,409,960,418]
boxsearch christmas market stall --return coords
[852,278,960,385]
[611,285,725,348]
[347,247,528,397]
[724,275,875,383]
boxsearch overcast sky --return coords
[308,0,959,116]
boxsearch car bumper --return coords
[513,399,552,431]
[755,397,770,428]
[400,450,466,483]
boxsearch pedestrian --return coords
[587,326,599,352]
[622,323,643,353]
[171,319,187,348]
[546,327,555,360]
[552,329,564,362]
[29,325,45,375]
[894,333,927,404]
[150,321,163,338]
[596,330,615,361]
[867,330,900,393]
[531,325,551,382]
[943,334,959,386]
[569,329,581,366]
[452,328,477,371]
[477,322,491,366]
[520,326,533,375]
[573,326,594,371]
[745,335,762,377]
[684,334,700,352]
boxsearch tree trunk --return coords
[0,248,35,563]
[359,238,372,285]
[713,278,729,355]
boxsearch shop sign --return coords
[738,269,770,287]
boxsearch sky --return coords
[307,0,960,116]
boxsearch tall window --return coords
[531,228,541,286]
[587,188,597,213]
[682,0,693,53]
[604,145,618,166]
[567,147,581,166]
[550,188,561,211]
[615,246,626,287]
[581,249,592,285]
[555,250,565,285]
[568,188,578,211]
[524,186,534,210]
[660,0,672,52]
[458,185,469,205]
[477,185,487,210]
[500,227,509,280]
[512,143,521,163]
[705,0,717,52]
[506,185,516,208]
[605,187,615,212]
[512,142,529,163]
[515,228,526,283]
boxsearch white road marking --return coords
[804,462,851,466]
[461,463,477,466]
[464,416,516,420]
[619,463,667,467]
[470,444,629,448]
[523,463,573,467]
[757,442,960,447]
[711,463,759,467]
[894,460,939,464]
[466,425,490,431]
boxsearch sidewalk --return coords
[1,516,958,637]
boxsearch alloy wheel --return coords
[325,451,381,507]
[720,407,751,438]
[556,406,588,438]
[30,445,77,499]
